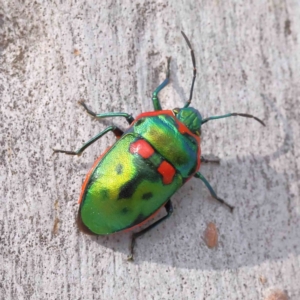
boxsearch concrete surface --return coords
[1,0,300,299]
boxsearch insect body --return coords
[53,32,265,259]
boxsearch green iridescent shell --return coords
[79,112,200,235]
[80,133,182,234]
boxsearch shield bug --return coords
[53,32,265,259]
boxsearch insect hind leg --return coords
[128,199,173,261]
[194,172,234,212]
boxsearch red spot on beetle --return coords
[157,161,176,185]
[130,140,154,158]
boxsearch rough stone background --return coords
[1,1,300,299]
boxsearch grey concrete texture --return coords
[1,0,300,299]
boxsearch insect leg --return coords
[201,156,220,164]
[79,101,134,124]
[152,57,171,111]
[194,172,234,212]
[128,200,173,261]
[201,113,265,126]
[53,125,123,156]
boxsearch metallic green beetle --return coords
[53,32,265,259]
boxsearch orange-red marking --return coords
[129,139,154,158]
[173,116,201,179]
[133,110,174,122]
[157,160,176,185]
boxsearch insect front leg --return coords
[79,101,134,125]
[194,172,234,212]
[128,199,173,261]
[152,57,171,111]
[53,126,123,156]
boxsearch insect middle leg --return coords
[194,172,234,212]
[79,101,134,125]
[128,199,173,261]
[152,57,171,111]
[53,125,123,156]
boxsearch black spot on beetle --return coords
[118,178,138,199]
[116,163,123,175]
[100,188,109,200]
[118,160,159,200]
[121,207,129,214]
[142,192,153,200]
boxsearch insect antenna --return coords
[181,31,197,108]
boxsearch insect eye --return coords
[173,108,180,114]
